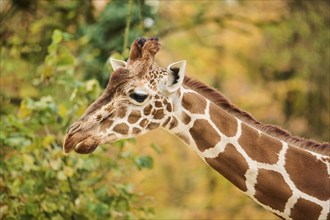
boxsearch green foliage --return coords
[135,155,154,170]
[253,1,329,139]
[1,26,154,220]
[81,1,154,86]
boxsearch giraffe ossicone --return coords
[64,37,330,220]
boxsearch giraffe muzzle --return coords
[63,132,100,154]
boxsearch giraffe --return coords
[63,37,330,220]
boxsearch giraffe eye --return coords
[129,93,148,103]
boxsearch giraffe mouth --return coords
[63,134,100,154]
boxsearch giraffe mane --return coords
[183,76,330,156]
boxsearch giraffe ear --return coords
[109,57,127,71]
[166,60,186,93]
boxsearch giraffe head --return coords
[63,37,186,154]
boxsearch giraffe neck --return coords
[164,87,330,220]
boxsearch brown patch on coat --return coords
[181,112,191,124]
[96,115,102,121]
[128,111,141,124]
[153,109,165,119]
[290,198,322,220]
[162,117,171,127]
[205,144,248,191]
[118,107,127,118]
[133,127,141,134]
[169,117,178,129]
[285,147,330,201]
[182,92,206,114]
[113,123,129,135]
[166,103,172,112]
[147,122,159,130]
[143,104,152,115]
[105,105,112,112]
[209,103,237,137]
[254,169,292,212]
[190,119,221,152]
[100,119,114,131]
[139,119,148,128]
[155,101,162,108]
[238,123,282,164]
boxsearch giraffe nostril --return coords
[67,122,81,134]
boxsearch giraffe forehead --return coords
[116,65,168,94]
[127,62,167,79]
[127,73,165,92]
[143,68,167,83]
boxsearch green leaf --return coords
[57,47,75,66]
[52,29,63,44]
[25,203,39,215]
[112,140,126,148]
[59,181,70,193]
[57,171,67,180]
[94,203,109,217]
[127,138,136,144]
[85,79,99,92]
[20,179,35,195]
[62,32,73,40]
[95,185,108,200]
[23,154,35,171]
[150,143,162,154]
[41,200,58,213]
[50,158,61,171]
[134,155,153,170]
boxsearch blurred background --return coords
[1,0,329,219]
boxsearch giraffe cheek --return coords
[153,109,165,120]
[101,133,117,144]
[139,119,148,128]
[100,119,114,132]
[147,122,160,130]
[113,123,129,135]
[128,111,141,124]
